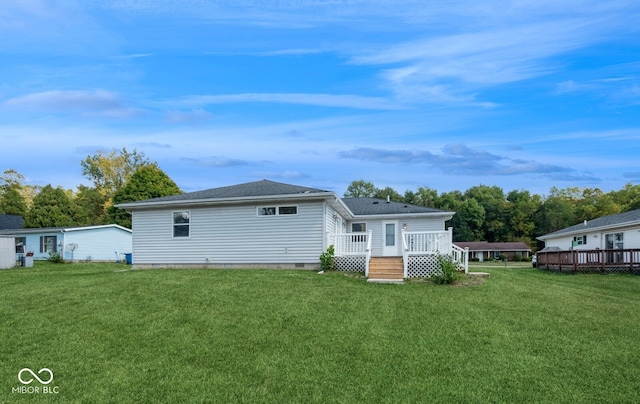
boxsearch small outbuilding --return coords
[0,236,15,269]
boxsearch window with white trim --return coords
[573,235,587,245]
[257,206,298,216]
[173,211,190,238]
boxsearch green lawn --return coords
[1,262,639,403]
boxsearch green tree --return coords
[109,164,182,228]
[344,180,377,198]
[454,198,486,242]
[506,189,542,246]
[81,147,150,203]
[464,185,508,242]
[407,186,439,207]
[0,186,27,216]
[533,195,576,248]
[610,183,640,212]
[374,186,403,202]
[0,169,27,216]
[24,185,77,228]
[74,185,110,226]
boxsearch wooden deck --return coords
[536,249,640,273]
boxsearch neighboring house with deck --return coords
[0,224,132,262]
[536,209,640,273]
[116,180,468,281]
[453,241,531,261]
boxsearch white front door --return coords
[382,221,398,256]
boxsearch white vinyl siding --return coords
[63,227,132,262]
[543,225,640,251]
[347,217,445,256]
[132,201,325,265]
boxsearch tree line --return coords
[0,148,181,230]
[344,179,640,250]
[2,152,640,251]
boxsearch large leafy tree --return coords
[74,185,110,226]
[81,148,150,201]
[407,186,439,207]
[24,185,77,228]
[109,164,182,228]
[464,185,508,242]
[344,180,377,198]
[506,189,542,246]
[0,169,27,216]
[374,186,403,202]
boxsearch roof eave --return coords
[115,191,338,209]
[537,219,640,240]
[350,212,455,220]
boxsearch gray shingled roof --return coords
[0,214,24,230]
[129,179,330,204]
[539,208,640,239]
[341,197,450,216]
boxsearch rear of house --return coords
[117,180,465,278]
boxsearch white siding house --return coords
[116,180,464,278]
[536,209,640,272]
[0,225,132,262]
[537,209,640,251]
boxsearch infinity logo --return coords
[18,368,54,385]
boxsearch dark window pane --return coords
[279,206,297,215]
[173,225,189,237]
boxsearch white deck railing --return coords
[402,230,451,254]
[402,228,469,275]
[332,231,373,276]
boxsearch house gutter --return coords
[115,191,338,210]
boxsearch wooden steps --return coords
[368,257,404,283]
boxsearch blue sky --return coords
[1,1,639,197]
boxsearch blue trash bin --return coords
[124,253,132,265]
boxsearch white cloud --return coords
[5,89,120,110]
[2,89,142,118]
[174,93,405,110]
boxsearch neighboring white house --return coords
[537,209,640,252]
[536,209,640,272]
[116,180,467,278]
[0,224,132,262]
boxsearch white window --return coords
[573,235,587,245]
[173,211,190,238]
[257,206,298,216]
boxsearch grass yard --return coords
[1,262,640,403]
